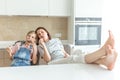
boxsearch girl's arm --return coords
[39,39,51,62]
[31,43,37,64]
[6,47,13,60]
[6,43,20,60]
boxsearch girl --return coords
[35,27,117,70]
[6,30,37,66]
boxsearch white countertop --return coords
[0,41,119,80]
[0,40,69,49]
[0,63,119,80]
[0,41,15,49]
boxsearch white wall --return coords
[102,0,120,53]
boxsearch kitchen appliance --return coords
[75,17,102,45]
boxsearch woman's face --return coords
[36,29,48,39]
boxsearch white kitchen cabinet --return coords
[0,0,6,15]
[48,0,71,16]
[6,0,48,16]
[0,0,71,16]
[75,0,103,17]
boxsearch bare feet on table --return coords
[103,30,115,49]
[103,45,118,70]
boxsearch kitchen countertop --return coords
[0,41,15,49]
[0,41,119,80]
[0,62,119,80]
[0,40,69,49]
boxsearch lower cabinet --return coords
[0,49,12,67]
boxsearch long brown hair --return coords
[35,27,51,45]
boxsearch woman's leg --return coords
[84,30,115,63]
[93,45,117,70]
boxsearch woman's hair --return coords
[35,27,51,45]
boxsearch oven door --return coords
[75,23,101,45]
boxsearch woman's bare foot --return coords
[104,45,117,70]
[103,30,115,49]
[96,30,115,57]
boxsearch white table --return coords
[0,63,119,80]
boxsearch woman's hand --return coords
[39,38,45,45]
[38,38,51,62]
[62,49,70,58]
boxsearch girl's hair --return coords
[27,30,35,36]
[35,27,51,45]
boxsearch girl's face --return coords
[36,29,48,40]
[26,33,36,43]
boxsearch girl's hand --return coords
[6,46,12,53]
[31,38,36,44]
[6,46,13,60]
[31,42,37,49]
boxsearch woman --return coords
[35,27,117,70]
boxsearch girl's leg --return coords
[84,30,115,63]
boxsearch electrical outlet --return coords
[55,33,62,38]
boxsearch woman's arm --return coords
[62,49,70,58]
[39,39,51,62]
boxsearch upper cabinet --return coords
[6,0,49,16]
[75,0,103,17]
[0,0,71,16]
[48,0,71,16]
[0,0,6,15]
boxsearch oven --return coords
[75,17,102,45]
